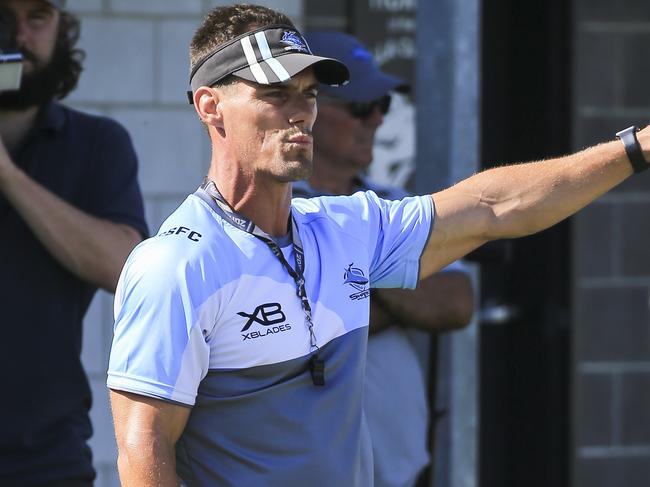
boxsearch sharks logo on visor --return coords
[344,263,370,301]
[281,30,309,53]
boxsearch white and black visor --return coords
[188,25,349,104]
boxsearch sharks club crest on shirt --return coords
[343,263,370,301]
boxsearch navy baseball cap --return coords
[305,31,409,102]
[45,0,65,9]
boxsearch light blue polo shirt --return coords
[108,188,433,486]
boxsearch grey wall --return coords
[571,1,650,486]
[67,1,302,485]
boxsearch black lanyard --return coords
[201,179,325,386]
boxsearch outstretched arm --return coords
[110,390,191,487]
[419,129,648,278]
[370,270,473,334]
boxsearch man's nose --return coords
[289,96,317,127]
[13,19,29,48]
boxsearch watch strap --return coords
[616,126,648,173]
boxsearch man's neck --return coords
[0,106,40,153]
[207,167,292,238]
[308,153,359,196]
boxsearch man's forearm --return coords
[471,141,631,240]
[117,442,180,487]
[110,391,190,487]
[369,297,395,334]
[0,161,141,291]
[420,138,636,278]
[438,140,631,243]
[372,272,473,333]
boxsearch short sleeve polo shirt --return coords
[108,188,433,486]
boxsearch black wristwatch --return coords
[616,126,648,173]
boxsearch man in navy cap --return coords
[0,1,147,484]
[294,31,474,487]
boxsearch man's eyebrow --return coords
[24,9,55,20]
[31,5,56,15]
[257,82,319,93]
[257,84,287,92]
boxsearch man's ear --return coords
[193,87,224,129]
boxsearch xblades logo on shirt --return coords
[238,303,293,341]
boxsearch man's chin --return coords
[0,91,40,111]
[20,60,36,74]
[276,158,313,183]
[354,151,374,170]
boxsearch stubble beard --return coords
[275,151,313,183]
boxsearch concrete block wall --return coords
[65,1,302,485]
[303,0,347,30]
[572,1,650,486]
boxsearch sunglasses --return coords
[321,95,392,119]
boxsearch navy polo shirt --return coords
[0,102,148,485]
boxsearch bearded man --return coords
[0,1,147,485]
